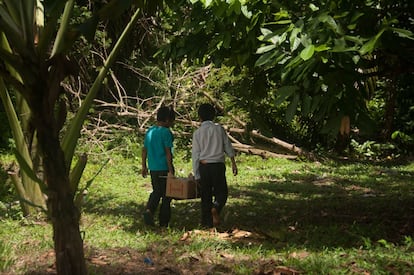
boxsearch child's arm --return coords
[230,156,238,176]
[165,147,175,175]
[141,148,148,177]
[192,132,201,180]
[220,125,238,176]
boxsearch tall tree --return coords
[0,0,147,273]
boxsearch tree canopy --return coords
[157,0,414,150]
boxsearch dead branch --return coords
[201,91,246,128]
[232,143,297,159]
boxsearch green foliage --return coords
[154,0,414,152]
[350,139,400,160]
[0,240,13,272]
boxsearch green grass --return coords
[1,152,414,274]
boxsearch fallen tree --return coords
[66,64,312,160]
[77,98,313,160]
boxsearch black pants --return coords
[199,162,228,227]
[147,171,172,226]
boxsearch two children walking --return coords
[141,103,238,228]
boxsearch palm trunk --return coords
[38,126,87,274]
[30,72,87,273]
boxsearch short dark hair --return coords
[198,103,216,121]
[157,106,175,122]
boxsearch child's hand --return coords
[232,163,238,176]
[142,167,148,178]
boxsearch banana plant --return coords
[0,0,145,273]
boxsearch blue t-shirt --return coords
[144,125,174,171]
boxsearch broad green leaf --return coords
[274,10,290,21]
[285,54,301,68]
[281,55,301,81]
[391,131,400,139]
[69,154,87,193]
[359,37,377,55]
[285,93,299,122]
[332,37,359,52]
[223,32,231,48]
[391,28,414,40]
[318,13,338,32]
[311,95,322,112]
[274,85,298,105]
[1,33,45,212]
[21,0,35,45]
[300,44,315,61]
[344,35,364,45]
[347,23,357,30]
[241,5,252,19]
[309,3,319,11]
[204,0,213,8]
[292,58,316,82]
[51,0,75,56]
[314,44,330,52]
[13,148,46,191]
[256,44,276,54]
[325,15,342,35]
[260,27,273,36]
[0,75,30,172]
[0,5,25,52]
[255,50,276,67]
[350,11,364,23]
[359,28,386,55]
[36,1,66,56]
[261,31,283,45]
[289,28,301,51]
[274,20,291,25]
[302,94,311,116]
[300,33,312,48]
[352,55,360,64]
[290,36,301,52]
[278,32,287,45]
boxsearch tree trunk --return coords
[31,75,87,274]
[335,116,351,153]
[39,130,87,274]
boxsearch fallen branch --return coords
[232,143,297,159]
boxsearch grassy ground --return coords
[1,152,414,274]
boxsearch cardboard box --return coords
[166,176,199,199]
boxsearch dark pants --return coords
[146,171,172,226]
[199,162,228,227]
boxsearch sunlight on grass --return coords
[1,152,413,274]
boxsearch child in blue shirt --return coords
[142,106,175,227]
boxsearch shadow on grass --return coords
[81,161,414,252]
